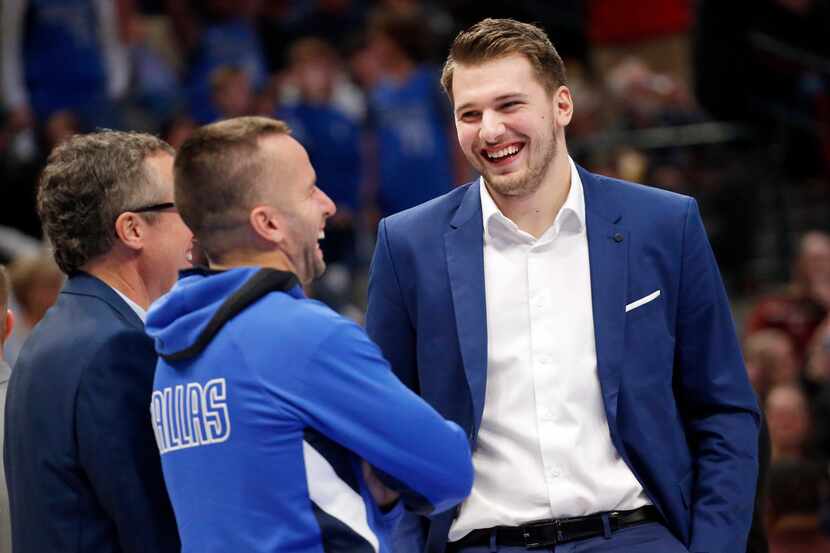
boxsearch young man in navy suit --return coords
[4,131,192,553]
[366,18,759,553]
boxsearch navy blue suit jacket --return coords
[4,273,179,553]
[366,167,760,553]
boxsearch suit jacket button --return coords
[613,233,624,243]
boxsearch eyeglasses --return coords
[124,202,177,214]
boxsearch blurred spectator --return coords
[160,114,197,149]
[806,317,830,385]
[288,0,368,53]
[605,57,697,129]
[278,38,363,267]
[43,110,82,150]
[765,459,830,553]
[347,33,382,91]
[588,0,693,90]
[364,8,467,219]
[124,13,183,124]
[746,231,830,365]
[745,329,801,400]
[3,251,64,364]
[0,226,41,264]
[210,65,253,120]
[807,319,830,462]
[0,264,13,553]
[0,0,129,136]
[797,231,830,309]
[766,384,813,461]
[168,0,267,123]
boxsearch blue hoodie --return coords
[146,267,473,553]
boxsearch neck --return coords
[210,250,298,278]
[489,150,572,239]
[84,254,152,310]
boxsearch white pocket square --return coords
[625,290,661,313]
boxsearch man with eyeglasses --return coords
[4,130,191,553]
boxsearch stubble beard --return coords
[478,128,557,198]
[285,213,327,284]
[299,239,326,284]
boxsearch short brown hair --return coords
[174,116,291,260]
[441,18,567,101]
[37,131,174,274]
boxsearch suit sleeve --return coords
[76,330,180,553]
[675,199,760,553]
[365,219,432,548]
[366,218,419,393]
[292,319,473,516]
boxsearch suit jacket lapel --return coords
[580,167,628,447]
[444,181,488,437]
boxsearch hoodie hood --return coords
[147,267,300,362]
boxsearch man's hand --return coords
[361,460,400,508]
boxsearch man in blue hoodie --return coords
[147,116,474,553]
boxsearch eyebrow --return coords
[455,93,528,116]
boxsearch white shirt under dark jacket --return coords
[448,158,650,541]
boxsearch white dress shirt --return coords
[448,158,649,541]
[111,286,147,323]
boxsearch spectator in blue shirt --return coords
[278,37,364,269]
[365,9,469,218]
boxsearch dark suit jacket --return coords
[4,272,179,553]
[366,167,760,553]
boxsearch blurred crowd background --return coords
[1,0,830,550]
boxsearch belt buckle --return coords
[521,519,562,549]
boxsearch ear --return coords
[3,309,14,343]
[249,205,285,245]
[113,212,146,252]
[553,85,573,127]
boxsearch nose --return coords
[319,189,336,218]
[480,110,506,144]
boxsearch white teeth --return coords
[486,145,520,160]
[318,231,325,240]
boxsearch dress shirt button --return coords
[548,467,561,478]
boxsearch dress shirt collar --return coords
[110,286,147,323]
[480,156,585,244]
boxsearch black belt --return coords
[448,505,661,550]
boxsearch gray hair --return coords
[37,130,174,274]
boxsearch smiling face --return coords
[140,152,194,300]
[258,134,336,284]
[452,54,572,200]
